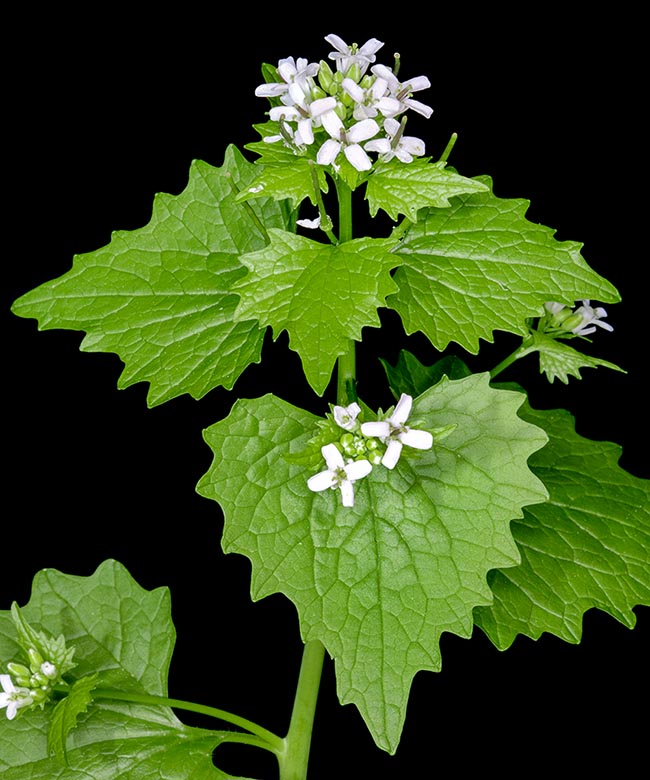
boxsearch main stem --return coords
[278,178,357,780]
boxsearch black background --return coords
[5,10,648,778]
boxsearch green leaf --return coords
[366,159,489,221]
[389,177,620,353]
[11,146,287,407]
[47,674,98,765]
[379,350,471,399]
[238,142,328,210]
[474,404,650,648]
[196,376,548,752]
[526,330,626,383]
[233,231,399,395]
[0,561,253,779]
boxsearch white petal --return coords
[404,98,433,118]
[322,443,344,470]
[277,59,298,82]
[296,216,321,229]
[382,440,403,469]
[342,78,365,102]
[340,480,355,507]
[297,118,314,145]
[391,394,413,425]
[359,38,384,57]
[0,675,15,694]
[403,75,431,92]
[371,64,398,90]
[325,34,348,54]
[361,421,391,438]
[371,77,388,100]
[269,106,300,121]
[307,470,336,493]
[344,144,373,171]
[594,320,614,331]
[344,459,373,481]
[310,96,337,117]
[333,402,360,429]
[364,138,391,154]
[376,97,401,117]
[317,138,341,166]
[384,117,400,136]
[320,110,344,138]
[288,82,307,105]
[400,136,426,156]
[255,83,288,97]
[400,429,433,450]
[348,118,380,143]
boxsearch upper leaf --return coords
[388,177,620,353]
[474,404,650,648]
[233,231,399,395]
[0,560,255,779]
[12,146,287,407]
[196,376,548,752]
[366,159,489,221]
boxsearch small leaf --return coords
[474,404,650,648]
[233,231,399,395]
[47,674,98,764]
[389,177,620,353]
[197,375,548,752]
[366,159,489,221]
[237,155,328,210]
[12,146,287,406]
[527,330,625,383]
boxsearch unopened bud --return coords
[27,648,44,672]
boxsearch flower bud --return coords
[346,63,362,83]
[40,661,57,680]
[318,60,335,93]
[27,648,44,672]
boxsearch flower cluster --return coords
[540,300,614,338]
[255,34,432,172]
[1,649,60,720]
[307,394,433,507]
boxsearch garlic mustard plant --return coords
[5,29,648,780]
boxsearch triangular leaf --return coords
[366,159,489,221]
[474,404,650,648]
[196,375,548,752]
[389,177,620,353]
[0,561,254,779]
[233,231,399,394]
[526,330,625,383]
[12,146,287,406]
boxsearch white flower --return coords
[571,300,614,336]
[333,402,361,431]
[0,674,33,720]
[255,56,319,100]
[307,443,372,507]
[361,393,433,469]
[325,34,384,76]
[365,117,426,163]
[341,77,401,121]
[371,64,433,118]
[269,96,337,146]
[317,114,380,171]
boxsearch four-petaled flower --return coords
[365,117,426,163]
[325,34,384,76]
[317,115,380,171]
[0,674,33,720]
[307,443,372,507]
[333,402,361,431]
[361,394,433,469]
[571,300,614,336]
[255,56,319,100]
[371,64,433,118]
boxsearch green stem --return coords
[489,338,537,380]
[277,640,326,780]
[90,688,282,753]
[276,176,357,780]
[309,162,338,244]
